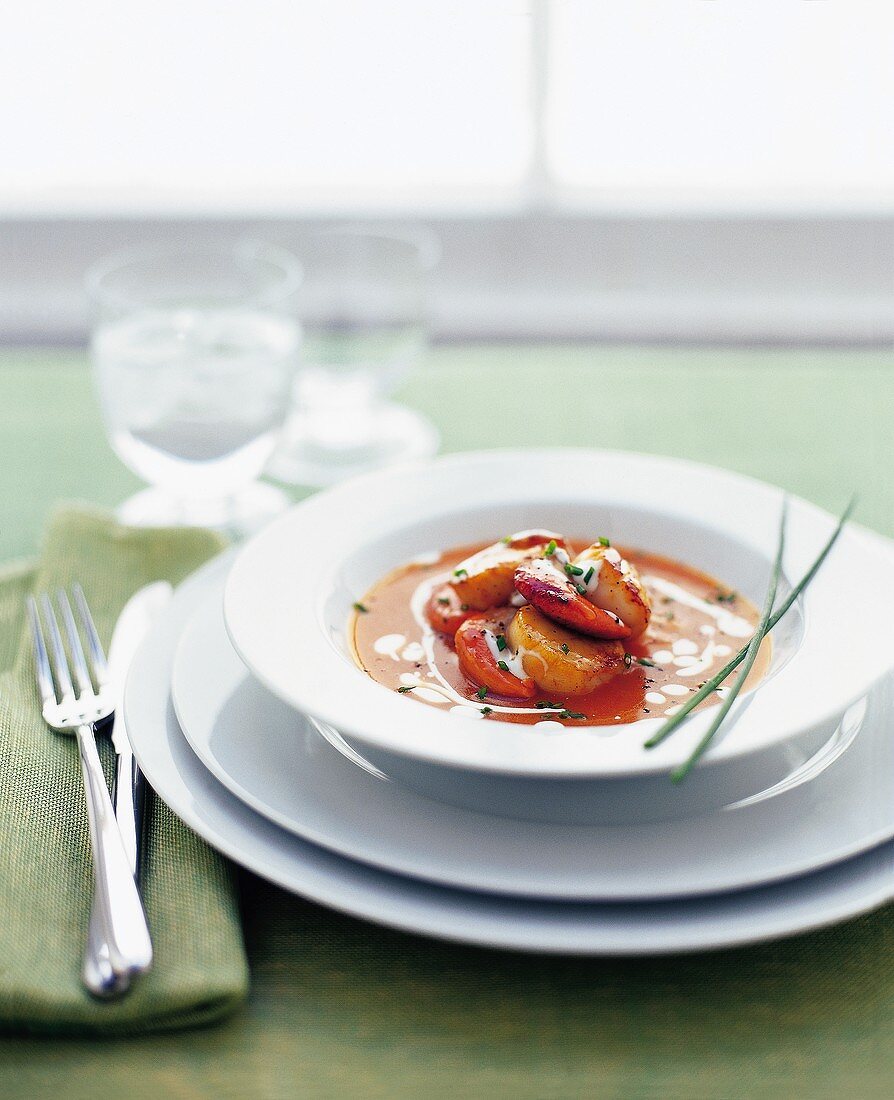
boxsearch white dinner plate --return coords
[125,552,894,954]
[173,572,894,901]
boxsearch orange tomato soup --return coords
[351,538,769,727]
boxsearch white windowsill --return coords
[1,210,892,345]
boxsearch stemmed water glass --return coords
[87,241,302,535]
[267,227,440,488]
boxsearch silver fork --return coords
[28,587,153,983]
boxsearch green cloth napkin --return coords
[0,506,248,1035]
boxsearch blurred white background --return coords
[1,0,892,343]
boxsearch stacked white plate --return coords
[124,450,894,954]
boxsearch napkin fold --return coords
[0,506,248,1035]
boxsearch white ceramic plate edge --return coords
[124,550,894,954]
[173,568,894,901]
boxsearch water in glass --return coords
[93,306,300,499]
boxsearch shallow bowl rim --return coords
[224,448,893,778]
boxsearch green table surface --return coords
[2,345,894,1098]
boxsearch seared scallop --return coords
[513,556,631,639]
[448,530,566,612]
[506,605,627,696]
[573,543,652,638]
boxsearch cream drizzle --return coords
[373,635,428,664]
[412,687,450,704]
[642,575,753,638]
[673,638,718,679]
[450,704,484,720]
[373,633,406,660]
[549,546,601,599]
[483,628,528,680]
[410,550,442,566]
[551,545,611,599]
[397,671,447,704]
[576,556,603,597]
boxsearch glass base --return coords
[266,401,440,488]
[116,481,291,538]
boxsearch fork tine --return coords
[27,596,56,706]
[57,588,93,698]
[72,583,109,688]
[39,593,75,702]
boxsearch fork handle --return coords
[82,751,147,997]
[75,724,153,977]
[83,905,127,998]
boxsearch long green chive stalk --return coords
[670,498,787,783]
[643,494,856,762]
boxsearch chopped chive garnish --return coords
[454,568,468,578]
[497,660,509,671]
[577,584,588,595]
[501,535,512,544]
[544,539,557,556]
[477,685,488,700]
[481,706,493,715]
[563,563,584,577]
[584,566,595,584]
[598,536,610,547]
[460,603,470,611]
[559,710,585,720]
[624,652,633,668]
[715,590,737,604]
[560,643,569,654]
[397,685,413,693]
[353,602,369,613]
[437,596,449,605]
[496,634,507,651]
[637,656,657,668]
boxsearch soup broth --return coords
[352,538,769,727]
